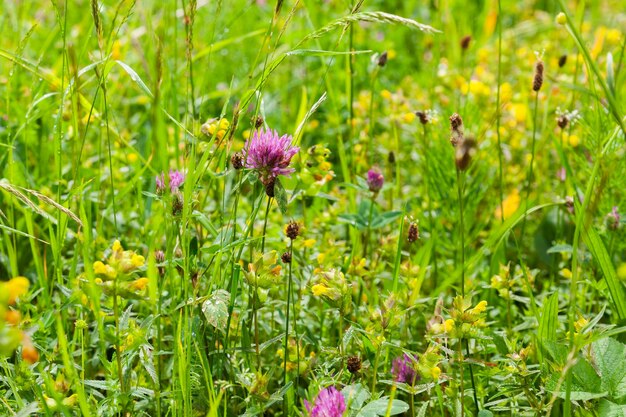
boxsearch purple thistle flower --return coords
[367,168,384,193]
[304,386,346,417]
[243,128,299,186]
[392,353,419,385]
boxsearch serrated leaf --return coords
[593,338,626,402]
[202,290,230,332]
[139,345,158,384]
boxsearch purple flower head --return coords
[367,168,384,193]
[607,206,620,231]
[155,170,185,194]
[156,172,166,194]
[392,353,419,385]
[304,386,346,417]
[169,169,185,192]
[244,128,299,185]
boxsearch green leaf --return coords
[537,292,559,355]
[416,402,428,417]
[581,225,626,320]
[592,338,626,402]
[274,178,288,214]
[371,210,403,229]
[356,398,409,417]
[342,383,371,410]
[598,400,626,417]
[202,290,230,332]
[478,411,495,417]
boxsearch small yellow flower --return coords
[93,261,117,279]
[444,319,455,333]
[556,12,567,25]
[112,240,123,253]
[430,366,441,380]
[131,254,145,268]
[402,112,416,123]
[3,277,29,305]
[303,239,316,248]
[560,268,572,279]
[574,315,588,332]
[472,300,488,314]
[495,189,520,220]
[312,283,330,297]
[130,278,149,291]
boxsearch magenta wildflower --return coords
[244,128,299,187]
[305,386,346,417]
[366,168,384,193]
[392,353,419,385]
[156,173,166,193]
[156,169,185,194]
[169,170,185,191]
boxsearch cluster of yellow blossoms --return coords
[92,240,148,292]
[430,296,488,339]
[0,277,38,363]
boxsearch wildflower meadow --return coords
[2,0,626,416]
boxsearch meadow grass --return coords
[1,0,626,416]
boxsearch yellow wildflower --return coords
[130,278,149,291]
[3,277,29,305]
[495,189,520,220]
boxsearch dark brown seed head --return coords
[455,138,477,171]
[347,355,362,374]
[172,192,184,216]
[408,222,419,243]
[460,35,471,50]
[558,54,567,68]
[231,152,244,170]
[557,115,569,129]
[253,115,264,129]
[449,113,464,146]
[281,251,292,263]
[286,221,300,240]
[450,113,463,131]
[416,111,429,125]
[377,51,388,67]
[388,151,396,164]
[264,177,276,197]
[533,61,544,92]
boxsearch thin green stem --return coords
[520,92,540,244]
[496,0,505,223]
[283,239,294,413]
